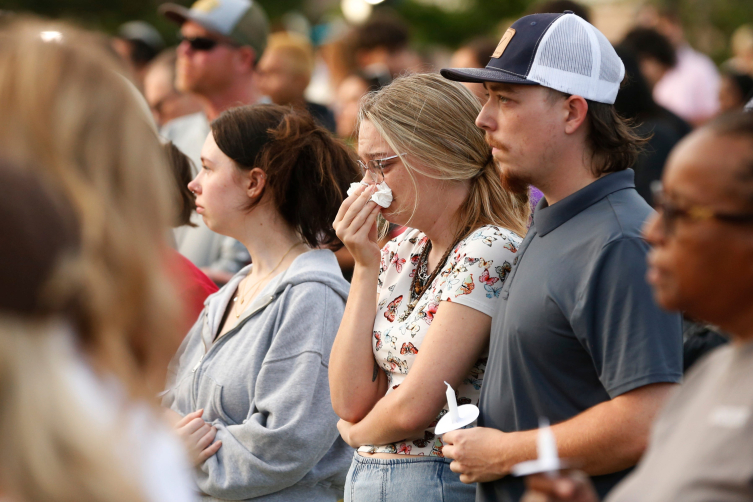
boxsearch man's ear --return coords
[563,95,589,135]
[235,46,257,73]
[244,167,266,199]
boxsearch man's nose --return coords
[475,101,496,131]
[177,40,192,57]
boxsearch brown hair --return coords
[548,88,647,177]
[0,160,144,502]
[0,160,79,317]
[210,104,360,249]
[164,141,197,228]
[358,73,530,242]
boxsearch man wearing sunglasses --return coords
[158,0,269,284]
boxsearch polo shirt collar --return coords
[533,169,635,237]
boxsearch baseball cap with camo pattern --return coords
[159,0,269,61]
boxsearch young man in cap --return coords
[439,11,683,502]
[158,0,269,283]
[523,111,753,502]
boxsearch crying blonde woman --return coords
[329,73,530,502]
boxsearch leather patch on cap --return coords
[192,0,220,12]
[492,28,516,58]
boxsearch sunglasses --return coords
[179,35,232,51]
[650,181,753,235]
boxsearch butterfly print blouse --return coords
[359,225,521,457]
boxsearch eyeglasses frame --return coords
[650,181,753,235]
[357,153,406,184]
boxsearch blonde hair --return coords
[0,16,181,501]
[266,31,315,79]
[732,24,753,58]
[358,72,529,241]
[0,319,144,502]
[0,17,181,393]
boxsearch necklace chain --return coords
[398,238,454,323]
[232,242,303,318]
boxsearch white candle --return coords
[537,418,559,471]
[444,381,459,423]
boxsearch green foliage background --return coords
[0,0,751,59]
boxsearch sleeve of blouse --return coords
[439,226,521,317]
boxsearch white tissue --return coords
[347,182,368,197]
[346,181,393,208]
[370,182,393,208]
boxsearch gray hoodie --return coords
[163,249,353,501]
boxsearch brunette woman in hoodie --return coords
[162,104,360,501]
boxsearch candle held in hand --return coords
[434,381,479,435]
[511,417,566,476]
[445,381,460,423]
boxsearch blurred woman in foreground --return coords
[0,18,194,502]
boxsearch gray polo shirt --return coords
[477,170,683,502]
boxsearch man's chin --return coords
[499,168,530,196]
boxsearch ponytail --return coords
[455,155,529,244]
[211,104,360,249]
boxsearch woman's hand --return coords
[337,419,361,448]
[163,407,183,427]
[174,409,223,466]
[333,184,382,269]
[521,472,600,502]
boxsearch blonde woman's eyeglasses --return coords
[357,153,405,184]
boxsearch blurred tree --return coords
[0,0,309,44]
[653,0,753,63]
[2,0,748,59]
[393,0,530,49]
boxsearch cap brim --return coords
[158,4,192,26]
[440,67,539,85]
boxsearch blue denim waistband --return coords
[352,452,452,466]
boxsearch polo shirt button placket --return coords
[502,230,535,300]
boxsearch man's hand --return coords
[521,471,600,502]
[174,409,222,465]
[443,427,528,483]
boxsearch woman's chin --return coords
[380,209,402,226]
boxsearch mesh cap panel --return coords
[527,13,625,104]
[537,16,592,77]
[597,31,622,83]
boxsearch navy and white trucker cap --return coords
[441,11,625,104]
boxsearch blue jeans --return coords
[344,452,476,502]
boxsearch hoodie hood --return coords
[270,248,349,300]
[202,249,348,336]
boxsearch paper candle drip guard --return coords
[434,381,480,435]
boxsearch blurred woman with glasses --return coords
[329,73,530,501]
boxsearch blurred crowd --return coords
[107,0,753,284]
[1,0,753,502]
